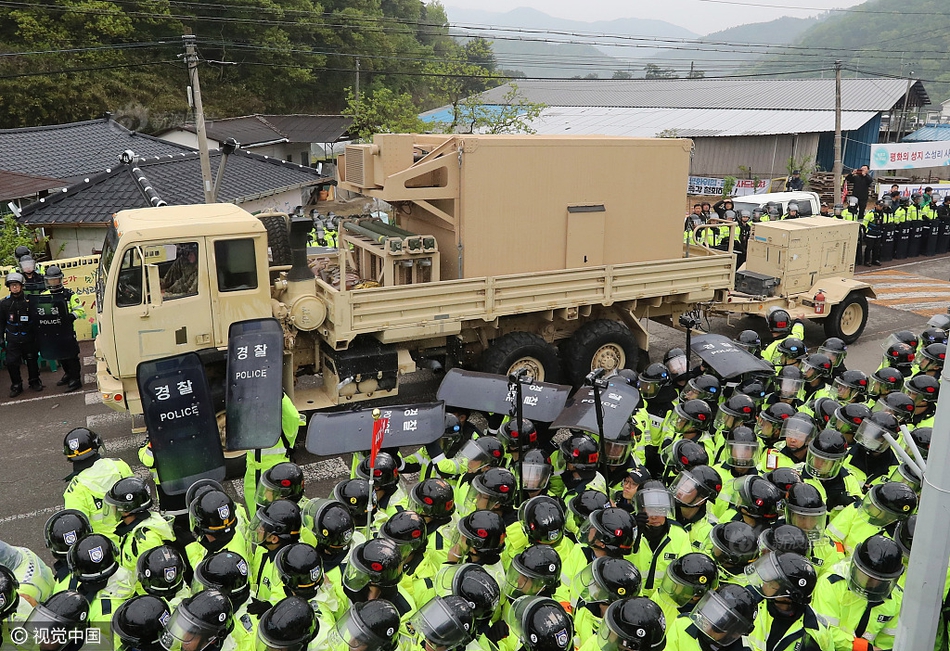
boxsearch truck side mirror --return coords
[146,263,163,309]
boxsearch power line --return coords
[695,0,937,15]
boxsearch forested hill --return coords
[754,0,950,104]
[0,0,501,132]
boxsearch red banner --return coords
[369,416,389,466]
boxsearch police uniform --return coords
[243,394,305,511]
[114,511,175,574]
[0,285,41,393]
[40,283,85,390]
[811,564,901,651]
[63,456,134,542]
[744,602,835,651]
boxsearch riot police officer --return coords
[578,597,667,651]
[44,509,91,584]
[0,272,41,396]
[506,595,574,651]
[41,265,85,391]
[137,545,190,608]
[62,427,133,540]
[256,596,319,651]
[104,476,175,573]
[161,589,234,651]
[111,594,171,651]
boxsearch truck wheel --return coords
[259,215,292,266]
[823,292,869,344]
[564,319,640,386]
[479,332,561,383]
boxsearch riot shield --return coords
[29,294,80,360]
[690,334,774,379]
[550,380,640,439]
[138,353,225,494]
[225,318,284,451]
[436,368,571,422]
[306,402,445,456]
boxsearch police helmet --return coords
[910,426,932,460]
[575,556,642,606]
[762,467,803,496]
[67,533,118,584]
[504,545,562,600]
[567,490,610,531]
[519,495,565,546]
[328,600,401,651]
[638,363,670,399]
[18,255,35,274]
[735,476,782,521]
[62,427,102,462]
[812,397,841,428]
[194,551,251,606]
[671,465,723,507]
[409,595,475,651]
[802,354,833,382]
[332,479,371,518]
[684,375,721,403]
[833,369,869,402]
[671,400,713,434]
[874,392,916,424]
[723,427,760,468]
[747,552,816,605]
[773,365,804,399]
[104,476,152,516]
[869,367,905,397]
[776,337,807,362]
[4,272,23,287]
[895,514,916,558]
[409,477,456,519]
[160,590,233,651]
[581,507,636,557]
[663,348,688,378]
[784,483,828,541]
[189,490,238,539]
[247,499,302,547]
[13,246,31,260]
[918,343,947,373]
[455,510,507,556]
[829,402,871,436]
[883,342,916,373]
[25,591,89,647]
[275,543,323,599]
[734,330,762,355]
[45,265,64,289]
[767,309,792,335]
[256,462,305,508]
[137,545,186,598]
[301,499,354,551]
[559,432,600,470]
[861,482,917,527]
[818,337,847,366]
[499,418,539,453]
[661,552,718,606]
[343,538,403,593]
[709,522,758,568]
[850,535,904,601]
[256,596,317,651]
[379,510,429,560]
[662,439,709,475]
[112,594,170,651]
[466,467,517,511]
[757,524,810,557]
[806,427,848,479]
[454,435,505,473]
[715,393,756,430]
[44,509,91,559]
[506,596,573,651]
[689,584,757,646]
[436,563,501,624]
[600,597,666,651]
[927,313,950,333]
[920,327,948,347]
[0,565,18,620]
[905,373,940,403]
[522,448,555,491]
[184,479,225,511]
[355,452,399,489]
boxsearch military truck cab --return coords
[95,204,272,413]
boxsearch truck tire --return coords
[823,292,869,344]
[479,332,561,383]
[259,215,292,266]
[564,319,640,386]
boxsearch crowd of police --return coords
[2,304,949,651]
[0,247,85,397]
[684,185,950,269]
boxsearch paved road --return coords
[2,254,948,562]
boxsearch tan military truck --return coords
[704,216,874,343]
[95,134,735,430]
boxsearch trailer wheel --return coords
[823,292,869,344]
[259,214,292,266]
[564,319,640,386]
[479,332,561,383]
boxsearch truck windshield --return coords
[96,224,119,314]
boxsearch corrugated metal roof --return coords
[0,169,64,202]
[476,78,929,111]
[903,125,950,142]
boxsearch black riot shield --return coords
[436,368,571,422]
[138,353,225,494]
[29,294,80,360]
[690,334,775,379]
[225,318,284,451]
[550,380,640,439]
[306,402,445,456]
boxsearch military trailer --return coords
[706,216,874,343]
[95,134,735,438]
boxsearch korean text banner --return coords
[869,142,950,171]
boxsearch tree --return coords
[612,70,634,79]
[447,83,546,134]
[687,62,705,79]
[343,87,426,141]
[644,64,677,79]
[0,214,46,266]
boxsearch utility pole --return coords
[894,358,950,649]
[183,35,214,204]
[833,60,843,203]
[355,57,361,115]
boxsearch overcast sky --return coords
[441,0,868,35]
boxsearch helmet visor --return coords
[604,439,632,466]
[754,415,781,442]
[504,562,554,600]
[20,259,35,273]
[745,553,791,600]
[781,418,816,449]
[669,408,700,436]
[454,439,498,474]
[818,345,844,367]
[670,471,715,507]
[666,354,688,377]
[24,604,87,651]
[408,598,471,648]
[596,613,664,651]
[689,591,752,646]
[888,463,922,492]
[522,462,553,491]
[805,444,845,479]
[713,409,741,432]
[660,566,715,606]
[848,561,900,601]
[462,483,504,514]
[832,377,862,402]
[634,487,675,519]
[862,491,901,527]
[784,503,828,541]
[777,376,804,399]
[160,608,224,651]
[574,563,611,605]
[326,609,396,651]
[638,377,664,399]
[726,440,760,468]
[254,478,300,509]
[854,420,890,452]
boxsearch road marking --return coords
[83,356,96,366]
[0,505,62,524]
[0,391,85,407]
[85,392,103,406]
[84,373,96,384]
[862,269,950,317]
[86,411,132,429]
